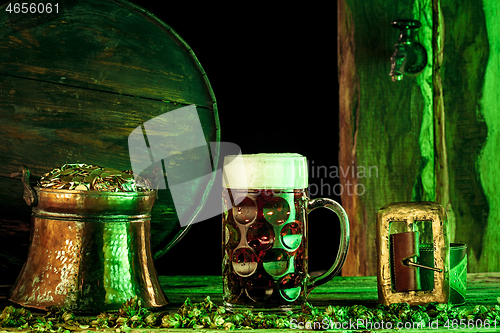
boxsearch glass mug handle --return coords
[306,198,350,292]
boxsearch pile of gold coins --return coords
[38,164,153,192]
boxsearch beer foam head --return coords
[223,153,308,189]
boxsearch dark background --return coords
[134,2,342,276]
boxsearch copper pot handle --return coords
[11,165,38,207]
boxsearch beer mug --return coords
[222,153,350,312]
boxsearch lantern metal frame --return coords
[376,201,450,306]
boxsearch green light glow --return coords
[103,223,135,304]
[477,0,500,271]
[412,0,436,204]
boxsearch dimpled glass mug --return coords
[222,153,350,312]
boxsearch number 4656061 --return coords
[6,3,59,14]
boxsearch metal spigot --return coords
[389,19,427,81]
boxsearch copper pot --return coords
[9,166,167,312]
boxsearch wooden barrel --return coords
[0,0,219,281]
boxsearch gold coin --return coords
[90,169,103,176]
[60,168,76,176]
[84,175,95,183]
[105,168,121,174]
[75,184,88,191]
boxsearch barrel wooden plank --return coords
[0,75,217,179]
[0,0,213,106]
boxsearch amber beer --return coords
[222,154,350,312]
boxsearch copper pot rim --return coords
[34,186,157,198]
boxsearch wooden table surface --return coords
[1,272,499,332]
